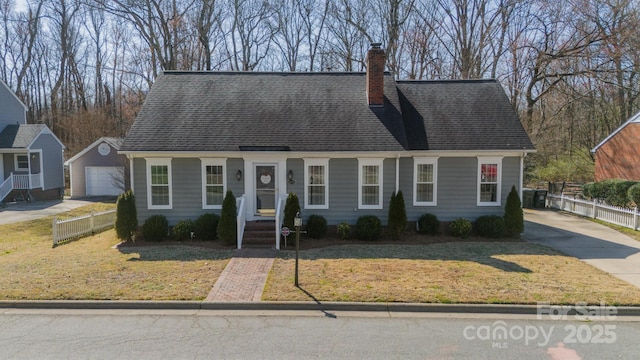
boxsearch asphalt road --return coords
[1,309,638,359]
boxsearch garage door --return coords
[85,166,124,196]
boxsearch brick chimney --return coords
[366,43,385,107]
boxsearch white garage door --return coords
[85,166,124,196]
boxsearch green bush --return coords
[417,213,440,235]
[448,218,472,238]
[195,213,219,241]
[115,190,137,242]
[628,184,640,207]
[305,214,328,239]
[387,190,407,240]
[583,179,638,207]
[217,190,237,245]
[283,192,301,230]
[475,215,506,238]
[356,215,382,241]
[504,185,524,238]
[337,222,351,240]
[610,180,636,207]
[142,215,168,242]
[172,219,194,241]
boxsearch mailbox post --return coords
[294,211,302,287]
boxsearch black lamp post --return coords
[294,211,302,287]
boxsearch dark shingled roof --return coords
[0,124,46,149]
[121,72,534,153]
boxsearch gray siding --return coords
[30,134,64,190]
[0,84,26,130]
[227,158,245,196]
[69,142,129,197]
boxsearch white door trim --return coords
[243,155,287,221]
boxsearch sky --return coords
[15,0,27,13]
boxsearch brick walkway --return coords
[205,248,276,302]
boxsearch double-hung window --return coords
[14,154,29,171]
[146,158,172,209]
[358,158,383,209]
[413,157,438,206]
[304,158,329,209]
[202,159,226,209]
[477,157,502,206]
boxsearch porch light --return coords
[288,170,295,184]
[236,170,242,181]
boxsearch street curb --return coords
[2,300,640,316]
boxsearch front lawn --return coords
[263,243,640,305]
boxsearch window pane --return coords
[308,185,325,205]
[151,165,168,185]
[417,183,433,202]
[481,164,498,183]
[363,165,379,185]
[151,185,169,205]
[417,164,433,183]
[206,185,224,205]
[480,184,497,202]
[206,165,223,185]
[362,185,379,205]
[309,166,324,185]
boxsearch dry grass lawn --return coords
[0,203,232,300]
[263,243,640,305]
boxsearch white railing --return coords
[274,194,287,250]
[236,195,246,249]
[0,176,12,202]
[546,194,640,230]
[53,209,116,246]
[12,174,30,189]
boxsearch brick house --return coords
[592,111,640,181]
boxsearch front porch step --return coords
[242,221,276,248]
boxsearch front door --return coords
[255,164,276,216]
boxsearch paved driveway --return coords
[524,208,640,289]
[0,198,110,225]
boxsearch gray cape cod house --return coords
[0,79,65,203]
[120,44,535,249]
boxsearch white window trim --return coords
[303,158,329,210]
[413,157,438,206]
[146,158,172,210]
[358,158,384,210]
[201,158,227,209]
[14,154,29,171]
[477,157,503,206]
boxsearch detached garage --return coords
[66,137,130,198]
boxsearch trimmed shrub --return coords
[387,190,407,240]
[115,190,137,242]
[475,215,506,238]
[583,179,637,207]
[142,215,168,242]
[417,213,440,235]
[356,215,382,241]
[283,192,301,230]
[610,180,636,207]
[628,183,640,207]
[217,190,237,245]
[337,222,351,240]
[504,185,524,238]
[195,213,219,241]
[173,219,194,241]
[306,214,328,239]
[448,218,472,238]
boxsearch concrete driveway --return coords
[524,208,640,289]
[0,198,113,225]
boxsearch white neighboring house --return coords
[65,137,129,197]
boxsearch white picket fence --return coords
[53,209,116,245]
[546,194,640,230]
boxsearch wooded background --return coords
[1,0,639,182]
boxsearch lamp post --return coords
[294,211,302,287]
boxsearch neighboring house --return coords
[65,137,129,197]
[592,111,640,181]
[0,79,65,203]
[120,44,535,248]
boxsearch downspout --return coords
[520,152,526,200]
[396,154,400,193]
[128,155,135,194]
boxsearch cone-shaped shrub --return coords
[217,190,237,245]
[387,190,407,240]
[115,190,137,242]
[283,192,301,229]
[504,185,524,238]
